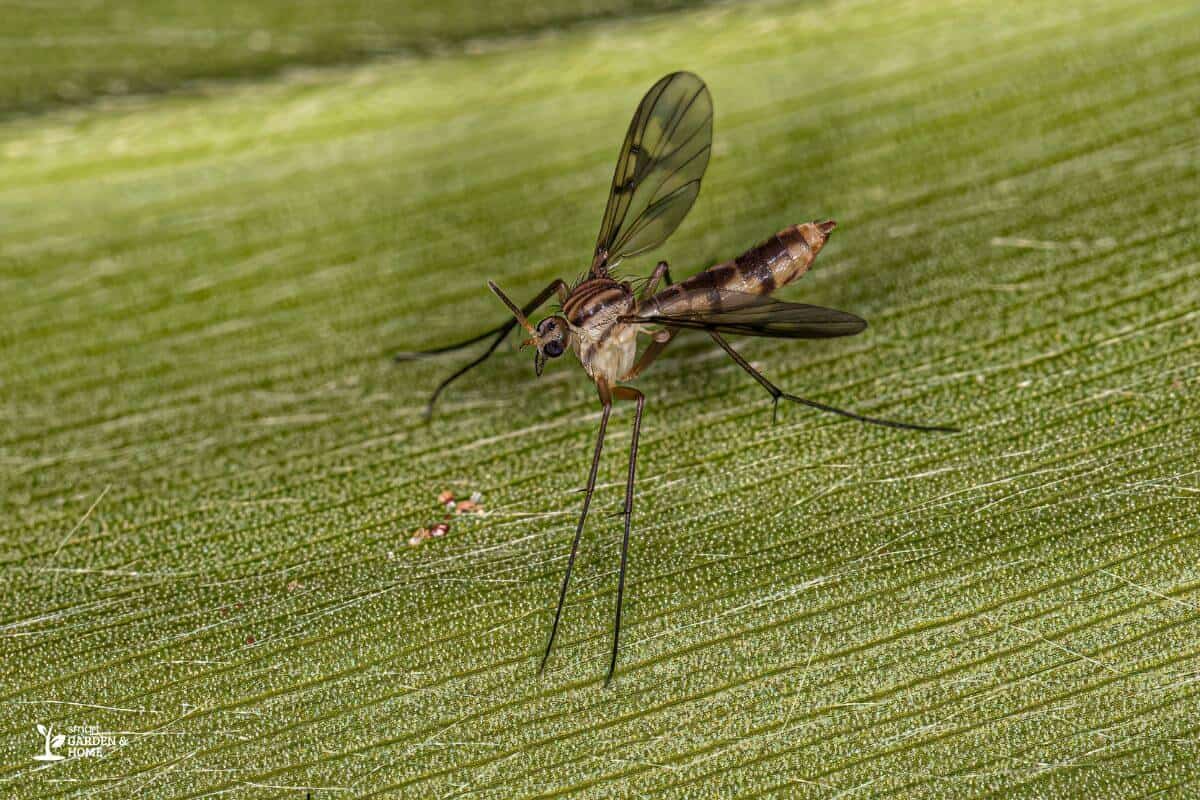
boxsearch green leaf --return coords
[3,0,1199,796]
[0,0,706,115]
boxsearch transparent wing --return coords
[622,293,867,339]
[593,72,713,271]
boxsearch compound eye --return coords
[542,339,565,358]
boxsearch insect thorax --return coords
[562,277,635,335]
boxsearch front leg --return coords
[395,278,568,419]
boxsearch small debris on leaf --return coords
[404,489,485,549]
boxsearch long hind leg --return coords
[606,385,645,686]
[540,385,612,675]
[709,332,957,432]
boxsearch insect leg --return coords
[621,328,677,381]
[395,279,567,419]
[709,332,958,432]
[640,261,671,299]
[621,263,678,381]
[540,391,613,676]
[607,385,645,686]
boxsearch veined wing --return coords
[592,72,713,272]
[622,293,867,339]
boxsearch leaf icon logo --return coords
[33,723,66,762]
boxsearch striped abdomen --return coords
[640,220,836,317]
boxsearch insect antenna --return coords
[393,279,565,419]
[487,280,537,336]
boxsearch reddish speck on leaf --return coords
[245,635,256,645]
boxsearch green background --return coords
[3,0,1199,796]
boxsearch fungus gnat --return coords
[397,72,957,685]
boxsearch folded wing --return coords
[622,294,867,339]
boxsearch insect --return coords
[397,72,956,685]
